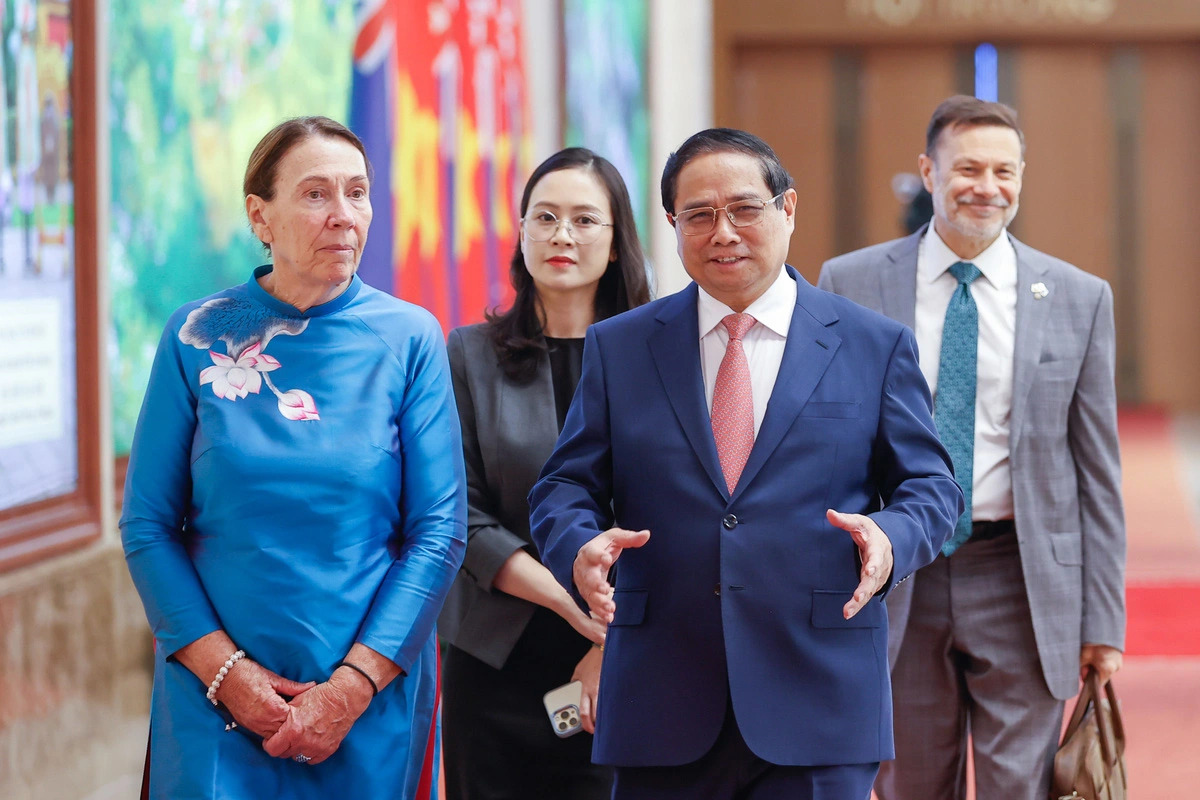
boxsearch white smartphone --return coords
[542,680,584,738]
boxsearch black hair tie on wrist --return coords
[337,661,379,697]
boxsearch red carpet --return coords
[1124,583,1200,656]
[1118,408,1200,656]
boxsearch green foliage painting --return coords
[562,0,648,239]
[108,0,354,453]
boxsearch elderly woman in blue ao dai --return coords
[120,116,466,799]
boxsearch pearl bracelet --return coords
[206,649,246,706]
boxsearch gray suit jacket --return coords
[818,226,1126,700]
[437,323,563,669]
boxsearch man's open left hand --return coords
[826,509,893,619]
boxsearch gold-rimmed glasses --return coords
[670,191,786,236]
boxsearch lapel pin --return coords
[1031,282,1049,300]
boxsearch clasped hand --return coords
[217,661,372,765]
[261,670,373,765]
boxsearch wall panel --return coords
[1138,46,1200,409]
[714,2,1200,408]
[1012,47,1116,286]
[729,47,834,282]
[860,47,958,247]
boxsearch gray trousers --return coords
[876,532,1065,800]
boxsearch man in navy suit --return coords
[530,128,963,800]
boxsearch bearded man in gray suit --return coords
[818,95,1126,800]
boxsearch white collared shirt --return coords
[697,267,796,436]
[915,227,1016,522]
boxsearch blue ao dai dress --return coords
[120,267,466,799]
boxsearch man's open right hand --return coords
[573,527,650,623]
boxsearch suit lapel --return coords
[880,227,923,330]
[1009,236,1052,442]
[648,285,728,498]
[735,269,840,500]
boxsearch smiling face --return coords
[521,166,615,300]
[919,123,1024,259]
[670,150,796,312]
[246,135,373,305]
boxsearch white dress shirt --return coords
[698,267,796,436]
[915,227,1016,522]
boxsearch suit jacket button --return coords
[714,583,721,596]
[722,514,738,530]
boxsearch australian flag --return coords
[349,0,398,295]
[350,8,445,795]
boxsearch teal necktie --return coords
[936,261,983,556]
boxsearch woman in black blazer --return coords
[439,148,651,799]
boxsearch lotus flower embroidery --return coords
[199,342,280,400]
[197,340,320,421]
[182,299,322,421]
[277,389,320,421]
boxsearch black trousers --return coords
[442,608,613,800]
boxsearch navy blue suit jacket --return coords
[530,268,962,768]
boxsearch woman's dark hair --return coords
[243,116,372,253]
[486,147,651,382]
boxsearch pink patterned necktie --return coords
[711,312,757,494]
